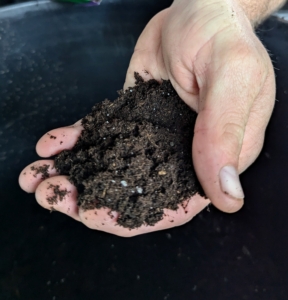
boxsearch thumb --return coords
[192,52,266,213]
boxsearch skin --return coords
[19,0,285,237]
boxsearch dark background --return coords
[0,0,288,8]
[0,0,26,7]
[1,1,288,300]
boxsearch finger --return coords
[19,160,58,193]
[35,175,80,221]
[123,9,169,90]
[192,42,270,213]
[36,121,83,158]
[238,68,275,172]
[79,194,210,237]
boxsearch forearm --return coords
[238,0,286,25]
[173,0,286,26]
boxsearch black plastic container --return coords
[1,2,288,299]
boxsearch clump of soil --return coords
[31,164,50,180]
[47,184,70,205]
[54,73,204,229]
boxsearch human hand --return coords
[19,120,210,237]
[124,0,276,213]
[19,0,276,237]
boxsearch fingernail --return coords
[219,166,244,199]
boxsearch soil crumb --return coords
[54,73,204,229]
[31,164,50,180]
[47,133,56,139]
[47,184,70,205]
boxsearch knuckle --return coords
[221,121,244,154]
[233,44,268,82]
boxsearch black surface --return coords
[0,2,288,299]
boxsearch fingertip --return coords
[36,125,82,157]
[19,170,32,193]
[35,176,80,221]
[213,195,244,213]
[19,160,57,193]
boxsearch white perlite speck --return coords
[136,186,143,194]
[121,180,128,187]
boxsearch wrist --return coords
[232,0,286,26]
[171,0,254,31]
[172,0,286,27]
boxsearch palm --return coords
[19,122,210,236]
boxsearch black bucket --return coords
[1,2,288,298]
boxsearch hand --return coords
[19,0,275,236]
[124,0,275,213]
[19,120,210,237]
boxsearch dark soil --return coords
[31,164,50,180]
[54,73,204,229]
[47,184,70,205]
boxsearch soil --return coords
[46,184,70,205]
[54,73,204,229]
[31,164,50,180]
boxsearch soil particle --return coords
[54,73,204,229]
[31,164,50,179]
[47,133,57,139]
